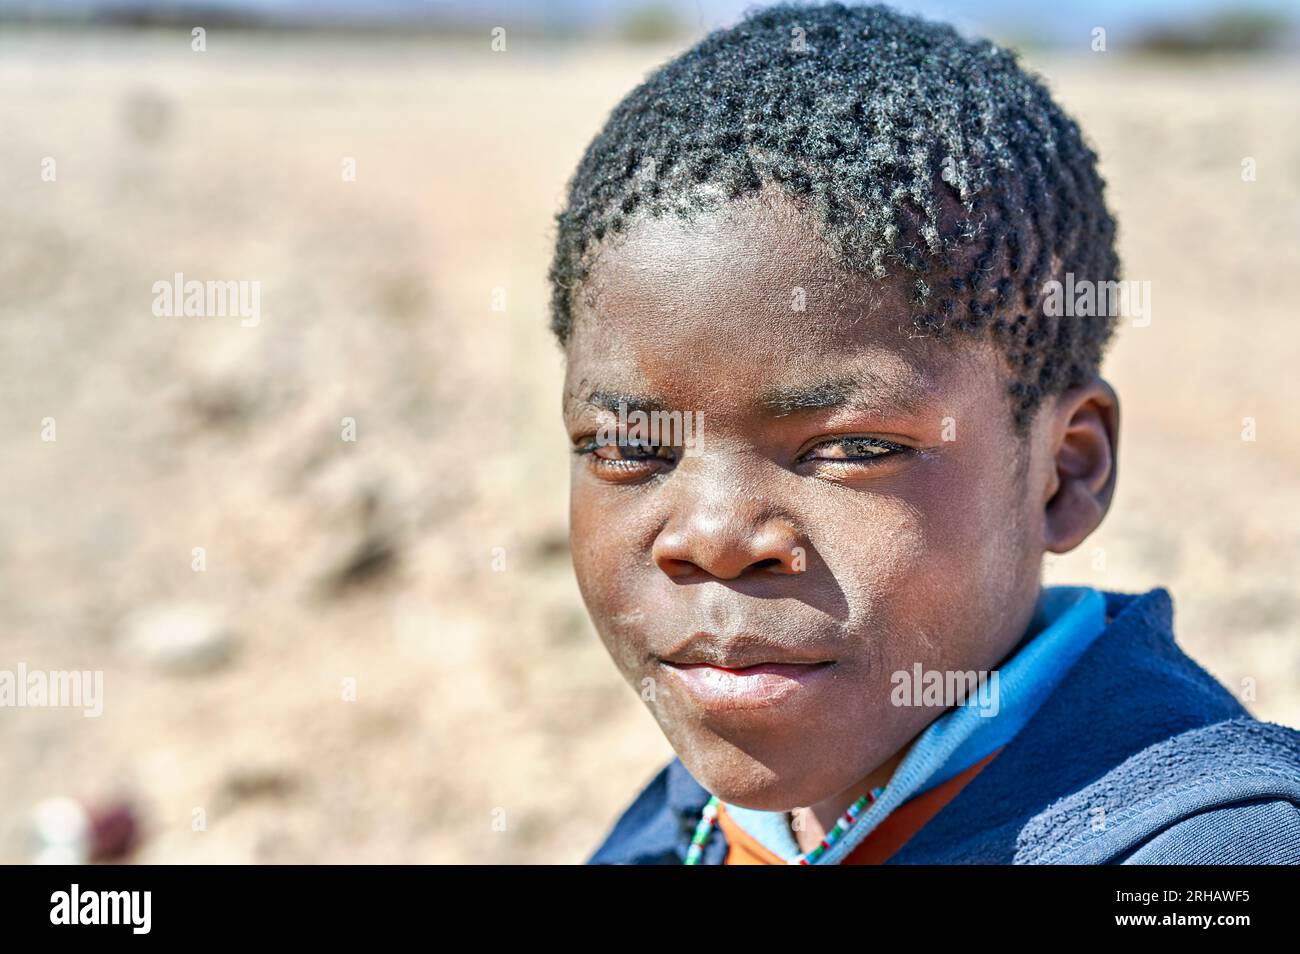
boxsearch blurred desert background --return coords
[1,0,1298,863]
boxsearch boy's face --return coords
[562,191,1051,811]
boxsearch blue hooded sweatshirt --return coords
[586,587,1300,864]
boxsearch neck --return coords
[790,738,915,854]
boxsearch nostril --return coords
[656,556,698,578]
[749,558,782,572]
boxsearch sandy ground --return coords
[0,29,1297,863]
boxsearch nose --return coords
[652,502,809,580]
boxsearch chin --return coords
[673,731,840,812]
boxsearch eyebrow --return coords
[565,388,671,418]
[759,369,928,417]
[566,369,930,421]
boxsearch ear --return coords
[1040,375,1119,554]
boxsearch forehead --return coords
[564,189,996,417]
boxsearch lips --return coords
[656,632,835,670]
[655,632,837,711]
[660,659,835,710]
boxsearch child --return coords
[548,2,1300,864]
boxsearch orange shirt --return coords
[716,747,1002,864]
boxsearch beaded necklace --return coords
[684,785,886,865]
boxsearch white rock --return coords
[121,603,236,674]
[30,797,90,864]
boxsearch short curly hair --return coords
[547,1,1120,430]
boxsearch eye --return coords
[797,436,910,468]
[573,435,677,480]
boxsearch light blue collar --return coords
[722,584,1108,863]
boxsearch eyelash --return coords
[799,436,910,465]
[572,438,678,476]
[571,435,909,479]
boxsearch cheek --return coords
[568,487,616,613]
[568,483,654,673]
[897,450,1034,673]
[919,429,1027,555]
[813,447,1029,642]
[813,495,927,619]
